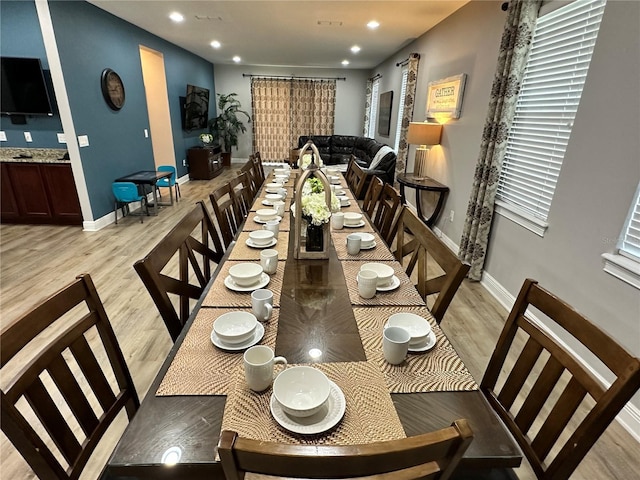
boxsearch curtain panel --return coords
[394,53,420,184]
[252,78,335,163]
[459,0,541,280]
[363,79,373,137]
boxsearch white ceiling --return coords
[87,1,469,69]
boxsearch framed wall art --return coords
[426,74,467,119]
[377,91,393,136]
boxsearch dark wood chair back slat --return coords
[345,156,368,199]
[373,184,402,246]
[1,273,139,480]
[395,208,470,323]
[481,278,640,479]
[362,175,384,218]
[251,152,266,184]
[240,160,260,198]
[229,171,253,224]
[218,419,473,480]
[134,202,224,342]
[210,182,239,248]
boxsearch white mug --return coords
[357,270,378,299]
[262,219,280,236]
[260,248,278,274]
[272,200,285,217]
[331,212,344,230]
[251,288,273,321]
[243,345,287,392]
[347,234,362,255]
[383,326,411,365]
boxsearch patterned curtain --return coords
[252,78,336,163]
[459,0,541,280]
[363,78,373,136]
[394,53,420,184]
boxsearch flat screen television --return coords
[1,57,54,116]
[183,84,209,131]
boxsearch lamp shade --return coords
[407,122,442,146]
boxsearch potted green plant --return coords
[208,93,251,166]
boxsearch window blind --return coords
[368,78,380,138]
[394,67,409,152]
[620,184,640,262]
[497,0,607,220]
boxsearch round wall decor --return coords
[101,68,125,110]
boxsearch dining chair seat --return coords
[218,419,473,480]
[1,273,139,479]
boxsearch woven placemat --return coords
[331,231,395,261]
[202,261,285,308]
[251,195,291,212]
[244,212,291,232]
[221,361,406,444]
[339,202,364,213]
[229,232,290,261]
[157,308,279,396]
[353,306,478,393]
[342,261,426,307]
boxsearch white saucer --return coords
[360,241,377,250]
[408,330,437,352]
[377,275,400,292]
[246,238,277,249]
[344,220,366,228]
[270,380,346,435]
[254,215,282,224]
[224,273,270,292]
[211,322,265,351]
[340,202,351,208]
[261,200,274,206]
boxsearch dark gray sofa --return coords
[297,135,397,186]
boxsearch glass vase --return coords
[306,221,324,252]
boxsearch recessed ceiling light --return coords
[342,59,350,66]
[233,56,241,63]
[169,12,184,23]
[210,40,221,49]
[367,20,380,29]
[351,45,361,54]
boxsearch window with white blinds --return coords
[394,67,409,152]
[368,78,380,138]
[619,184,640,262]
[496,0,607,231]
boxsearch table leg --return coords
[151,183,159,216]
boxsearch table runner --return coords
[330,231,395,261]
[354,306,478,393]
[342,260,426,307]
[228,232,290,261]
[220,361,406,444]
[157,308,279,396]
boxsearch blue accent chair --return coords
[156,165,180,202]
[112,182,148,224]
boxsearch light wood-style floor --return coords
[1,164,638,479]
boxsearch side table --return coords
[396,173,449,227]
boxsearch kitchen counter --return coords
[0,148,69,164]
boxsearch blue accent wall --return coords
[2,1,216,220]
[0,0,63,147]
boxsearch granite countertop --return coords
[0,147,69,164]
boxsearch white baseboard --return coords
[432,227,640,442]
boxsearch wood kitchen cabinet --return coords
[1,162,82,225]
[187,146,223,180]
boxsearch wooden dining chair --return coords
[251,151,266,184]
[1,273,139,480]
[345,155,367,199]
[362,174,385,218]
[134,201,224,342]
[210,182,240,249]
[229,171,253,225]
[218,419,473,480]
[395,208,470,323]
[239,160,259,198]
[481,279,640,480]
[373,183,402,246]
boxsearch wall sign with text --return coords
[426,74,467,119]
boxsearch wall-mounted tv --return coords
[1,57,54,116]
[183,84,209,131]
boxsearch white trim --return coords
[602,253,640,290]
[480,270,640,442]
[432,226,459,254]
[495,200,548,237]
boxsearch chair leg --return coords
[175,183,181,201]
[115,201,118,225]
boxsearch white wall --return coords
[213,65,370,160]
[372,0,640,423]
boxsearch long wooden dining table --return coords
[103,168,521,479]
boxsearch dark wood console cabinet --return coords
[187,146,223,180]
[1,162,82,225]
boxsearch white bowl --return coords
[329,175,341,185]
[249,230,275,246]
[338,195,349,206]
[265,193,284,202]
[273,366,331,418]
[228,263,264,287]
[256,208,277,221]
[387,313,432,346]
[360,262,394,287]
[213,312,258,345]
[343,212,363,225]
[274,168,289,175]
[356,232,375,248]
[265,183,282,193]
[275,174,288,182]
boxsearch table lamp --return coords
[407,122,442,177]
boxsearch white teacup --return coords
[262,219,280,236]
[272,200,285,217]
[357,270,378,299]
[383,326,411,365]
[331,212,344,230]
[338,195,349,207]
[347,234,362,255]
[244,345,287,392]
[251,289,273,321]
[260,248,278,274]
